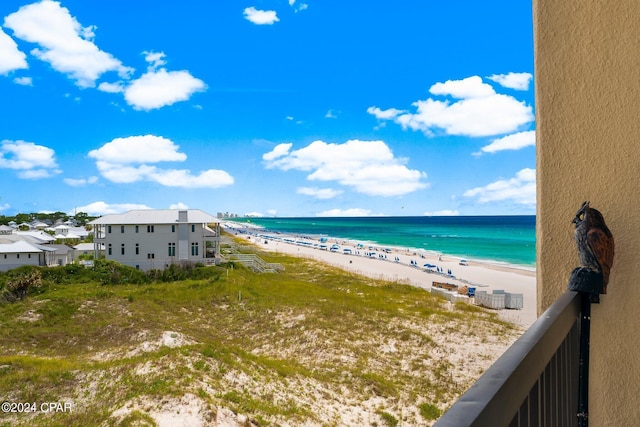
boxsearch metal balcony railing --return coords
[435,291,582,427]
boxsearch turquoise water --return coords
[228,216,536,268]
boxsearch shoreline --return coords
[223,222,538,328]
[224,220,536,273]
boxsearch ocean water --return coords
[228,216,536,268]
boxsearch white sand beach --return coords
[224,223,537,328]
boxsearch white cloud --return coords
[13,76,32,86]
[487,72,533,90]
[367,106,404,120]
[88,135,234,189]
[5,4,203,110]
[288,0,308,12]
[424,210,460,216]
[93,162,155,184]
[88,135,187,164]
[263,140,427,197]
[143,50,167,69]
[429,76,495,99]
[64,176,98,186]
[97,81,124,93]
[73,201,152,216]
[315,208,376,217]
[463,168,536,206]
[370,75,534,137]
[18,168,60,179]
[4,0,132,87]
[297,187,343,199]
[325,109,338,119]
[477,130,536,155]
[124,68,206,111]
[169,202,189,210]
[0,139,61,179]
[147,168,234,189]
[262,143,292,161]
[243,7,279,25]
[0,203,10,212]
[0,28,28,74]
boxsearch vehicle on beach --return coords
[459,259,469,266]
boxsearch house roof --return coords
[15,231,56,243]
[0,241,43,254]
[47,244,74,254]
[89,209,219,225]
[54,233,82,240]
[75,242,104,251]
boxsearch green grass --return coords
[0,241,521,426]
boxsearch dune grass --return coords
[0,244,521,426]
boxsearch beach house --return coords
[0,241,54,272]
[89,209,221,271]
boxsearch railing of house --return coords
[435,291,582,427]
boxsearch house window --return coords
[171,225,175,232]
[28,254,31,258]
[121,244,125,255]
[135,265,139,270]
[17,254,20,259]
[108,244,112,255]
[168,242,176,256]
[135,243,139,255]
[147,253,155,259]
[191,224,195,232]
[135,225,139,233]
[121,225,125,233]
[191,242,199,256]
[108,225,112,233]
[147,225,154,233]
[3,254,6,259]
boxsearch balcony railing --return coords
[435,291,582,427]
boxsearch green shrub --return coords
[93,259,149,285]
[419,402,442,420]
[1,265,43,302]
[379,411,399,426]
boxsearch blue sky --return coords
[0,0,535,218]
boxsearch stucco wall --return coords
[102,223,207,271]
[534,0,640,424]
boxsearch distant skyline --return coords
[0,1,535,217]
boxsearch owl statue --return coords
[568,201,615,302]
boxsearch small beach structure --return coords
[474,290,524,310]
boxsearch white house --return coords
[74,242,104,261]
[47,224,90,240]
[0,241,51,272]
[88,209,221,271]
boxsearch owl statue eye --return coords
[579,212,585,221]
